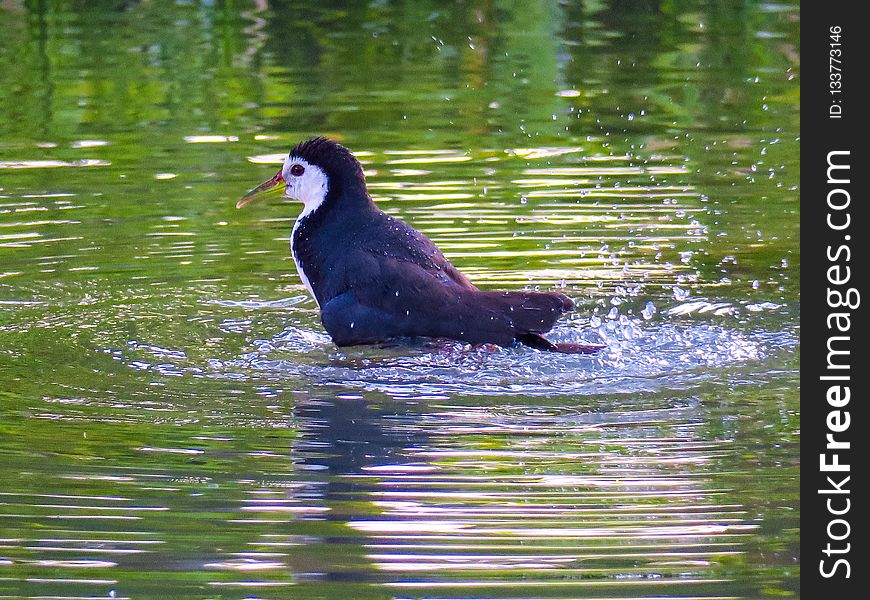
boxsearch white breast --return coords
[290,217,319,307]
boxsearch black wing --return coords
[358,212,477,291]
[320,250,572,347]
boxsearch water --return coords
[1,2,799,599]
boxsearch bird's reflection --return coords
[293,396,420,478]
[286,395,425,582]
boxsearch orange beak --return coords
[236,169,285,209]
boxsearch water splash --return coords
[120,299,797,399]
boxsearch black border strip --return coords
[802,3,867,596]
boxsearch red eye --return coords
[290,164,305,177]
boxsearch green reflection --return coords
[1,1,798,598]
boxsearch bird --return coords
[237,137,602,354]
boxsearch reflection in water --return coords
[0,0,799,598]
[356,416,753,594]
[0,393,769,596]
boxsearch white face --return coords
[282,156,328,219]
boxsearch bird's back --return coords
[358,211,477,291]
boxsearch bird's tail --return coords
[474,290,572,334]
[516,332,605,354]
[471,291,603,353]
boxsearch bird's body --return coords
[238,138,601,353]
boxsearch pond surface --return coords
[1,1,800,599]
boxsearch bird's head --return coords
[237,137,368,216]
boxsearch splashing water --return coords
[117,295,796,398]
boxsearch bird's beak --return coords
[236,169,285,209]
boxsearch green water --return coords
[1,1,799,599]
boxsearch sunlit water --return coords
[1,2,799,599]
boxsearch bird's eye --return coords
[290,164,305,177]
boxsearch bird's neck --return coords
[295,184,375,233]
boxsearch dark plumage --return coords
[239,137,602,354]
